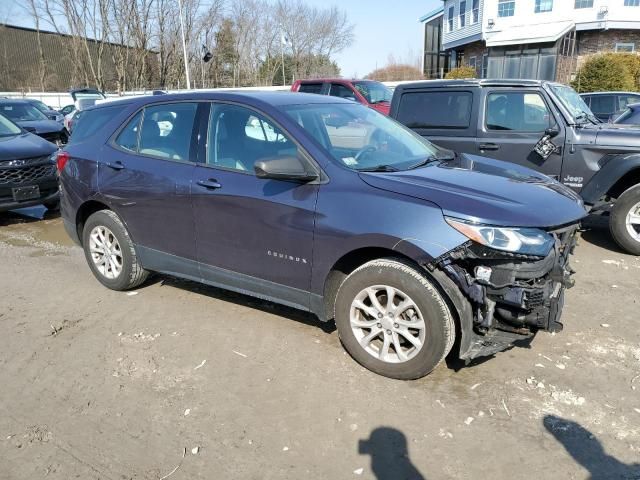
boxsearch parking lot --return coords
[0,207,639,480]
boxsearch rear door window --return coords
[114,111,143,152]
[138,103,198,161]
[619,94,640,110]
[298,83,324,94]
[396,91,473,129]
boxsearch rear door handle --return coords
[479,143,500,151]
[196,179,222,190]
[106,161,125,170]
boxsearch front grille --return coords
[0,163,56,184]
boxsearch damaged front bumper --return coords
[427,224,579,361]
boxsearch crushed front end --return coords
[428,223,579,361]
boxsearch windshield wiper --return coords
[408,153,455,170]
[357,164,400,172]
[574,110,600,126]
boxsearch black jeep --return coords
[390,79,640,254]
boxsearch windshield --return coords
[353,81,392,104]
[0,103,48,122]
[31,100,50,112]
[549,84,594,122]
[282,103,442,171]
[0,113,22,136]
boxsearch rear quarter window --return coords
[69,105,124,144]
[298,83,324,94]
[396,91,473,129]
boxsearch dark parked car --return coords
[580,91,640,122]
[59,92,585,379]
[390,79,640,255]
[0,113,59,212]
[613,102,640,125]
[25,98,64,123]
[0,99,68,146]
[291,79,392,115]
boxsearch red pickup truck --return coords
[291,78,392,116]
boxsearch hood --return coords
[371,102,390,116]
[0,132,57,161]
[359,153,587,228]
[591,123,640,148]
[16,119,64,135]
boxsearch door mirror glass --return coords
[254,155,318,182]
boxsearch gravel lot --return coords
[0,207,639,480]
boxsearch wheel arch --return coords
[581,154,640,204]
[75,200,111,245]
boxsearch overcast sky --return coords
[1,0,442,78]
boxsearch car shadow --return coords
[579,214,629,254]
[359,427,426,480]
[543,415,640,479]
[0,206,60,226]
[154,275,336,334]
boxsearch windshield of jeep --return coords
[549,84,596,124]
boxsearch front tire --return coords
[334,258,455,380]
[82,210,149,290]
[610,184,640,255]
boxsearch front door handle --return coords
[106,161,125,170]
[196,179,222,190]
[479,143,500,151]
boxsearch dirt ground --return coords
[0,207,638,480]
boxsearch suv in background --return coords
[291,79,392,115]
[580,91,640,122]
[390,79,640,255]
[0,113,59,212]
[59,91,584,380]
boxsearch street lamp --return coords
[177,0,191,90]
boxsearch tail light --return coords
[56,151,70,173]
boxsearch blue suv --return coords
[59,92,586,379]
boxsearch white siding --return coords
[443,0,484,48]
[483,0,640,35]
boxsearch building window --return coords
[624,0,640,6]
[498,0,515,17]
[459,1,467,27]
[468,56,477,70]
[535,0,553,13]
[472,0,480,23]
[448,5,455,32]
[574,0,593,8]
[616,43,636,52]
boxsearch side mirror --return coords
[254,155,318,182]
[545,127,560,138]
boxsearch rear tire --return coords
[610,184,640,255]
[82,210,149,290]
[334,258,455,380]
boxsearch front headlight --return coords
[445,217,554,256]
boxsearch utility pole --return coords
[177,0,191,90]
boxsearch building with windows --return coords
[423,0,640,82]
[420,7,450,78]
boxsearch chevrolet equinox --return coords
[59,92,587,379]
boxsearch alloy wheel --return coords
[89,226,123,279]
[625,201,640,243]
[349,285,426,363]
